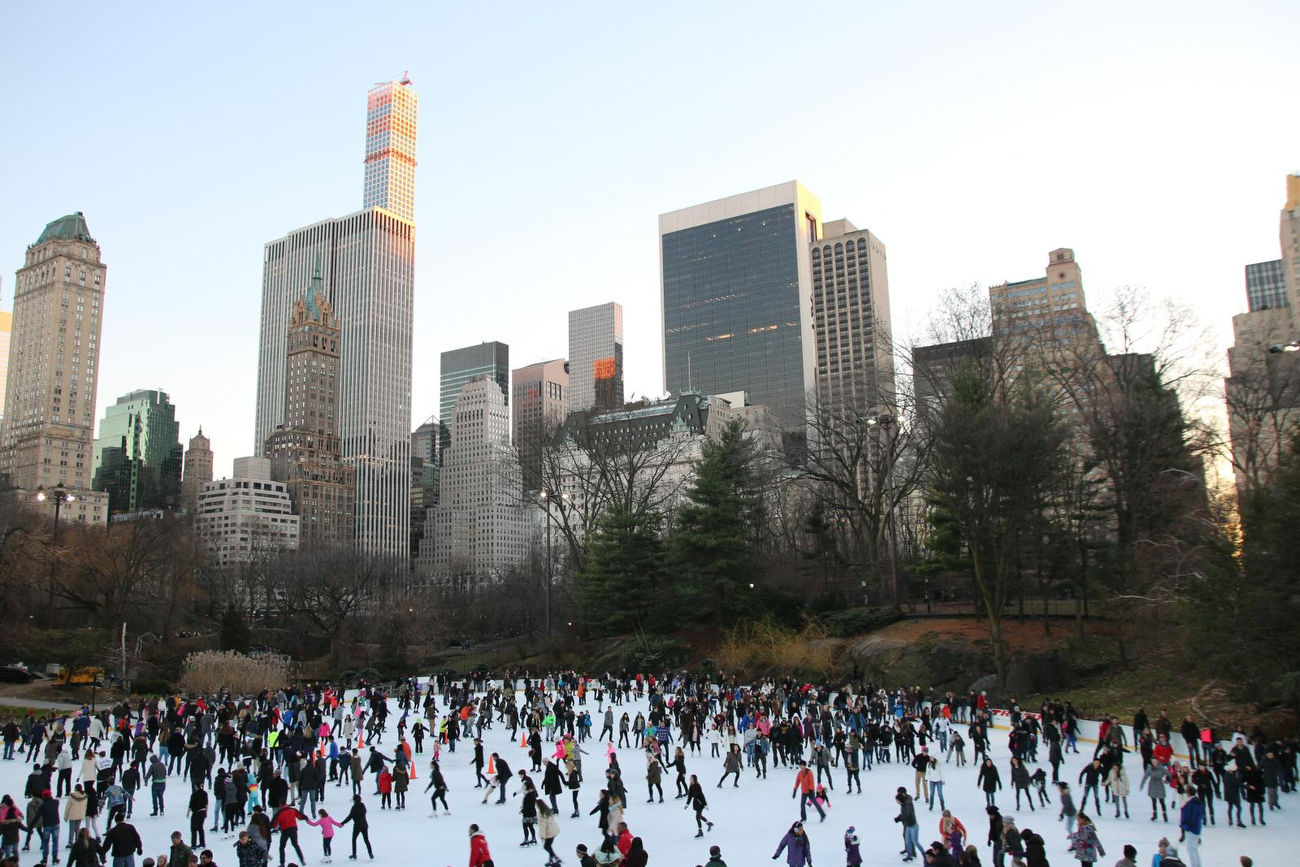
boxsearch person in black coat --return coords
[340,794,372,859]
[187,787,208,847]
[977,759,1002,807]
[68,828,103,867]
[542,761,563,813]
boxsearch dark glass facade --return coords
[439,342,509,459]
[662,204,806,427]
[1246,259,1288,312]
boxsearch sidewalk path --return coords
[0,696,82,711]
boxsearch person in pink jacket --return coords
[304,808,343,863]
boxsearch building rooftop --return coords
[35,212,94,246]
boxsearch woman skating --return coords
[1067,812,1104,866]
[683,774,712,838]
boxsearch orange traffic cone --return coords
[520,731,528,748]
[487,755,495,776]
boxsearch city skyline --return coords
[1,4,1296,476]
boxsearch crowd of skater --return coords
[0,671,1293,867]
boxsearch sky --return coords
[1,1,1296,478]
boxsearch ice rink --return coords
[1,690,1289,867]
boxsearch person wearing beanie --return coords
[844,826,862,866]
[704,844,726,867]
[575,842,597,867]
[1114,843,1138,867]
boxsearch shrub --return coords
[179,651,288,696]
[130,676,174,697]
[714,619,838,678]
[816,607,902,638]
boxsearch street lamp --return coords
[35,484,75,629]
[539,490,560,637]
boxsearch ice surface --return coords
[1,690,1289,867]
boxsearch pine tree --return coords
[219,603,251,653]
[670,418,763,619]
[580,503,666,635]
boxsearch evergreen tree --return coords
[580,502,666,635]
[219,603,251,653]
[670,418,763,618]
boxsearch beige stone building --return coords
[181,428,213,513]
[264,268,356,549]
[0,213,107,523]
[1225,174,1300,492]
[512,358,568,492]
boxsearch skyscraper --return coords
[363,75,418,221]
[568,303,623,411]
[660,182,824,431]
[810,220,893,416]
[0,212,108,524]
[91,389,183,514]
[439,341,509,457]
[254,80,416,558]
[417,376,533,582]
[181,427,213,513]
[0,310,11,431]
[512,358,568,491]
[265,269,356,549]
[1246,259,1288,313]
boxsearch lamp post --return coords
[35,484,75,629]
[539,490,554,637]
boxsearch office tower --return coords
[512,358,568,491]
[254,80,417,559]
[810,220,893,416]
[568,303,623,411]
[363,75,418,221]
[0,212,108,524]
[195,456,299,571]
[265,269,356,549]
[181,428,213,513]
[1226,173,1300,492]
[411,416,439,467]
[439,341,509,456]
[418,376,533,581]
[409,417,439,557]
[0,310,11,430]
[987,247,1095,347]
[91,389,183,515]
[660,182,824,431]
[1246,260,1288,313]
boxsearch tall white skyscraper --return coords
[254,80,417,558]
[417,377,534,582]
[568,302,623,411]
[363,75,418,221]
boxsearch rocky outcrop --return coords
[849,633,1077,700]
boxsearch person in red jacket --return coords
[270,804,307,867]
[468,824,491,867]
[376,770,393,810]
[1153,735,1174,768]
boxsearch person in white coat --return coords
[926,755,946,811]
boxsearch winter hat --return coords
[846,826,856,835]
[709,846,721,857]
[576,844,589,854]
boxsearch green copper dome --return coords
[305,261,325,321]
[35,211,94,246]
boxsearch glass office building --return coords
[1246,259,1288,312]
[92,389,183,514]
[659,182,822,431]
[439,341,509,458]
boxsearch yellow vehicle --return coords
[55,666,104,686]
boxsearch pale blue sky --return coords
[1,1,1296,476]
